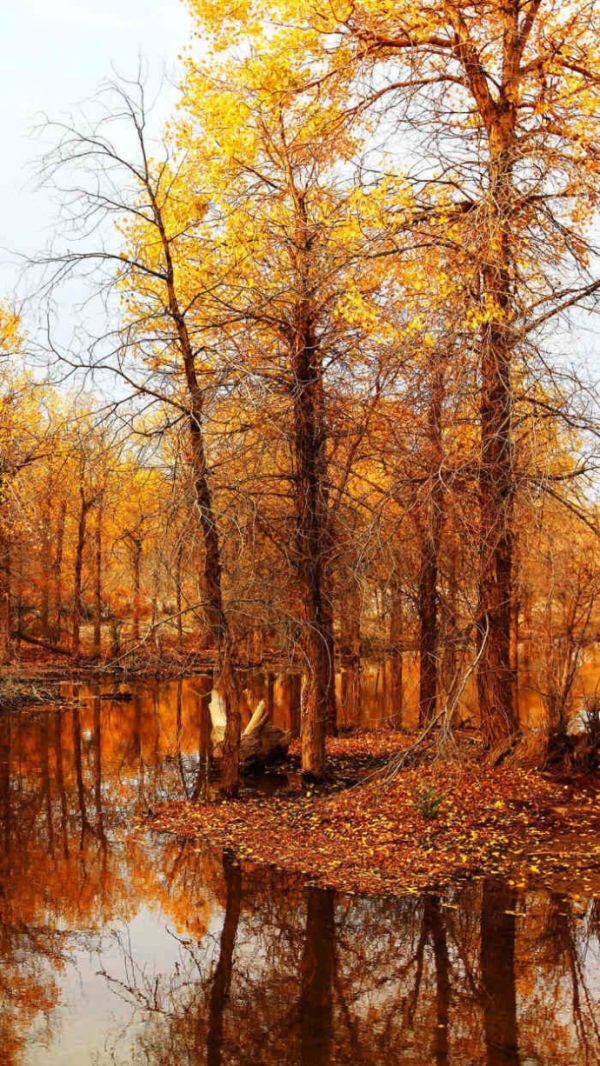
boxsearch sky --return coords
[0,0,192,302]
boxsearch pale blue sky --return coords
[0,0,192,298]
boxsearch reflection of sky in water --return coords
[21,829,225,1066]
[26,903,183,1065]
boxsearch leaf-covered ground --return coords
[149,738,600,897]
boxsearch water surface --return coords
[0,680,598,1065]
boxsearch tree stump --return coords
[209,692,292,771]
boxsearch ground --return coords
[149,732,600,898]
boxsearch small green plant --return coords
[415,783,445,821]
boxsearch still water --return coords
[0,679,599,1065]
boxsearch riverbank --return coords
[150,737,600,897]
[0,651,301,689]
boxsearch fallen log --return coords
[209,691,292,771]
[11,630,71,657]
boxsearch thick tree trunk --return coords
[292,310,335,778]
[477,316,518,747]
[509,593,519,720]
[476,112,520,749]
[300,628,330,780]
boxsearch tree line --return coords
[1,0,599,792]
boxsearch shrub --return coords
[415,783,445,820]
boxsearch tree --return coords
[37,81,244,794]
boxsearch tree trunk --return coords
[509,594,519,722]
[477,316,518,747]
[150,560,161,652]
[340,579,362,728]
[72,494,91,659]
[51,499,67,644]
[266,671,275,717]
[301,630,331,781]
[131,536,142,644]
[283,672,302,736]
[92,496,103,659]
[292,310,334,778]
[190,409,241,796]
[156,190,241,796]
[441,536,459,701]
[0,525,11,665]
[321,566,337,736]
[418,542,439,728]
[418,365,445,728]
[389,579,404,729]
[14,546,23,651]
[194,672,214,800]
[476,102,520,749]
[40,487,52,639]
[175,539,184,652]
[210,695,291,771]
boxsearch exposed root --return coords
[376,622,488,786]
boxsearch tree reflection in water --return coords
[0,681,598,1065]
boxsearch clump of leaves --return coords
[415,783,445,821]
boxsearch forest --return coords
[0,1,599,1062]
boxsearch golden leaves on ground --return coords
[150,739,600,897]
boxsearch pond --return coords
[0,679,599,1065]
